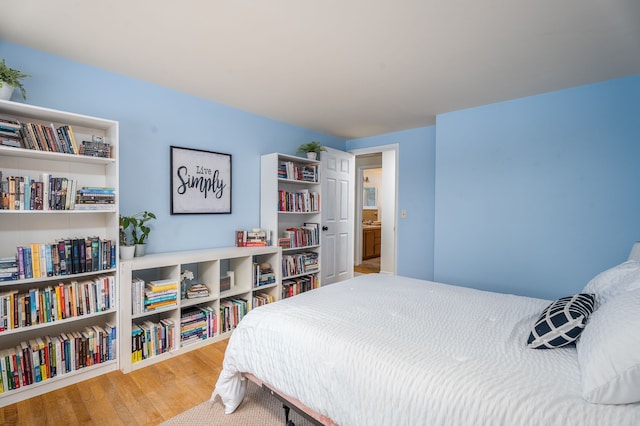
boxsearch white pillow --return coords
[582,260,640,307]
[576,287,640,404]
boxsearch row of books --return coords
[278,161,319,182]
[10,237,116,281]
[282,252,320,278]
[253,262,276,287]
[131,278,179,314]
[253,292,275,307]
[0,117,112,158]
[0,171,115,211]
[277,188,320,213]
[282,275,319,299]
[220,298,248,333]
[0,276,115,332]
[278,223,320,249]
[180,306,218,346]
[1,173,74,211]
[131,319,174,364]
[0,323,116,393]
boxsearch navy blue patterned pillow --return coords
[527,293,595,349]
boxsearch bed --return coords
[212,264,640,425]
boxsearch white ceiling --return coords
[1,1,639,139]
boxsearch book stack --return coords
[282,275,319,298]
[16,237,116,280]
[219,298,248,333]
[0,256,18,282]
[79,140,111,158]
[253,262,275,287]
[144,278,178,312]
[235,229,271,247]
[75,187,116,210]
[0,117,22,148]
[185,283,210,299]
[282,252,320,277]
[180,306,217,346]
[277,161,318,182]
[132,319,174,363]
[279,223,319,249]
[253,292,275,307]
[277,189,320,213]
[0,322,116,393]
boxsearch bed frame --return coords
[244,373,338,426]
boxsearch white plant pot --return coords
[120,245,135,260]
[306,152,317,160]
[134,244,147,257]
[0,83,14,101]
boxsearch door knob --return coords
[322,226,328,231]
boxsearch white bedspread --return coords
[212,274,640,425]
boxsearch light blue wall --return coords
[346,76,640,300]
[1,41,344,254]
[347,127,436,280]
[4,41,639,300]
[434,75,640,299]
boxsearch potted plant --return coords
[119,215,136,260]
[0,59,30,101]
[296,141,327,160]
[120,211,156,257]
[131,211,156,256]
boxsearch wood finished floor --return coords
[354,256,380,274]
[0,338,229,426]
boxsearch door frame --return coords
[350,144,399,275]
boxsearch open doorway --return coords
[351,145,398,275]
[356,161,382,274]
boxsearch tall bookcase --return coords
[118,245,280,373]
[261,153,321,298]
[0,99,119,406]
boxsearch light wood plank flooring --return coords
[354,256,380,274]
[0,339,229,426]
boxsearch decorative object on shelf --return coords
[180,269,194,298]
[170,146,232,214]
[220,271,234,292]
[0,59,30,100]
[120,211,156,257]
[296,141,326,160]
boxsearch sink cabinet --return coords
[363,227,381,259]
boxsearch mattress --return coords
[212,274,640,425]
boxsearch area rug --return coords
[160,380,315,426]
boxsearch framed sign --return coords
[363,187,377,209]
[170,146,232,214]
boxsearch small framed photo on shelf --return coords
[220,271,234,292]
[170,146,232,214]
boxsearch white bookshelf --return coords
[261,153,322,298]
[0,99,119,406]
[118,245,280,373]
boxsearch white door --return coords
[321,147,355,285]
